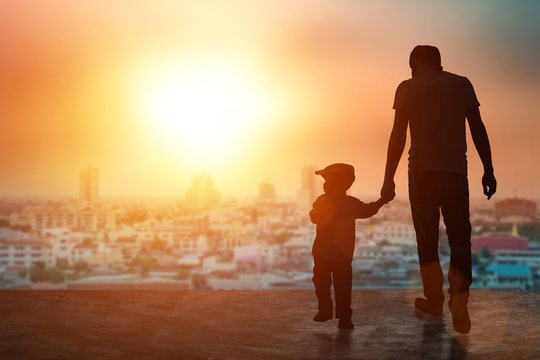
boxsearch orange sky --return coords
[1,1,539,199]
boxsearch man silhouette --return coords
[380,45,496,334]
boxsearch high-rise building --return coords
[259,180,276,200]
[184,173,220,209]
[297,166,317,210]
[79,166,99,207]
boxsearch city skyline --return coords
[1,1,540,199]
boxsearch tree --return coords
[471,253,480,266]
[272,231,293,245]
[191,274,208,289]
[150,235,167,251]
[118,208,149,226]
[10,225,31,232]
[476,264,488,276]
[45,266,65,283]
[515,223,540,243]
[29,262,65,283]
[18,268,28,279]
[29,261,46,282]
[480,246,493,260]
[72,260,89,272]
[175,267,190,280]
[133,257,157,277]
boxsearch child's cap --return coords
[315,163,355,189]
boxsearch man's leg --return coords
[409,172,445,309]
[312,256,333,320]
[441,172,472,333]
[441,173,472,297]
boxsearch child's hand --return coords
[375,197,389,207]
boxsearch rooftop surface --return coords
[0,290,539,359]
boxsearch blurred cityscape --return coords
[1,166,539,290]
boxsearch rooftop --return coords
[486,264,531,278]
[0,290,538,359]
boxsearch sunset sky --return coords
[1,1,539,199]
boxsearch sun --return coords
[140,59,272,165]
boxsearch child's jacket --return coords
[310,194,380,262]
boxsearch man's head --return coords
[409,45,442,77]
[315,163,355,194]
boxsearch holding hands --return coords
[380,179,395,204]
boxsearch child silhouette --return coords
[309,163,386,329]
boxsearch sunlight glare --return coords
[141,59,273,165]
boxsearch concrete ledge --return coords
[0,290,539,359]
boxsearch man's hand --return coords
[482,172,497,200]
[380,180,396,203]
[381,109,408,205]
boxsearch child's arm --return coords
[354,198,386,219]
[309,196,324,224]
[309,195,333,224]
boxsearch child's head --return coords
[315,163,355,194]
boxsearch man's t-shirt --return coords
[310,194,379,262]
[393,70,480,175]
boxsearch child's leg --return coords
[333,261,353,319]
[312,256,333,314]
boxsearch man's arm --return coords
[381,109,409,202]
[467,106,496,199]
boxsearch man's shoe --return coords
[313,311,333,322]
[449,297,471,334]
[414,298,443,316]
[338,318,354,329]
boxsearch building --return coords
[259,180,276,200]
[24,208,116,232]
[0,238,54,270]
[184,173,220,209]
[86,251,124,267]
[114,236,141,262]
[373,222,416,245]
[493,250,540,268]
[171,215,209,234]
[483,263,532,289]
[71,242,102,264]
[153,227,209,253]
[471,233,528,253]
[214,222,256,251]
[494,198,536,223]
[42,228,83,264]
[200,255,236,273]
[80,166,99,207]
[297,166,317,210]
[233,244,281,268]
[9,213,32,228]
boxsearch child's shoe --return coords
[313,311,333,322]
[338,318,354,329]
